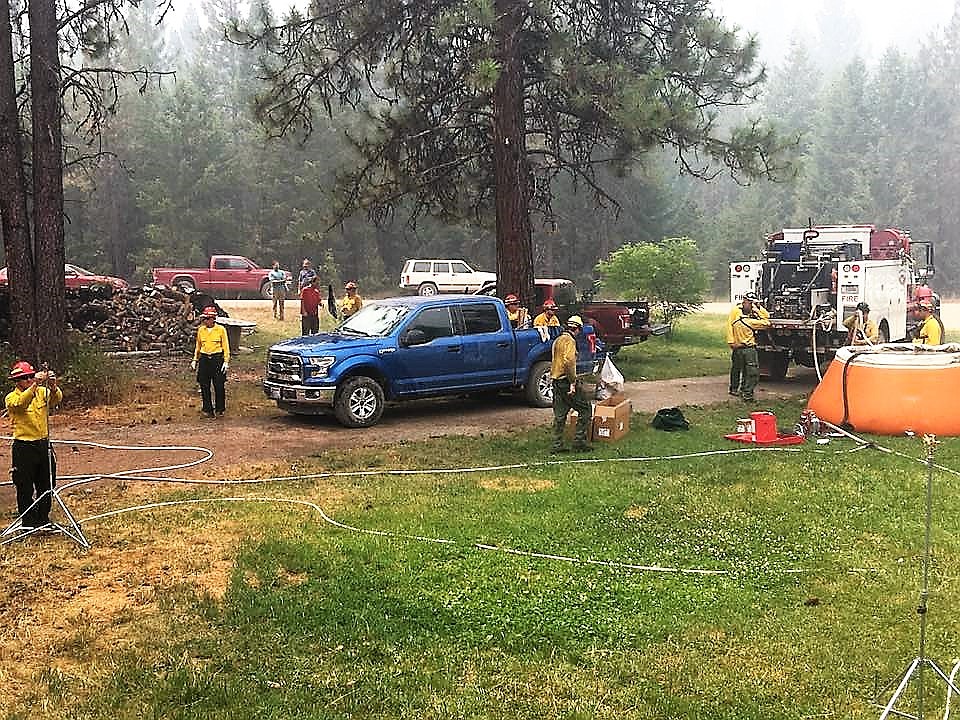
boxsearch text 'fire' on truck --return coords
[729,224,936,379]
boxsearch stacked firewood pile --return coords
[0,285,227,353]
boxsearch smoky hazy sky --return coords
[711,0,956,61]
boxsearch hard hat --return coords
[543,300,559,310]
[743,292,758,302]
[345,281,358,290]
[8,361,35,380]
[856,301,870,312]
[566,315,583,328]
[201,306,218,318]
[504,294,520,305]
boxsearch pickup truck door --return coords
[455,302,515,386]
[386,305,467,394]
[218,256,255,296]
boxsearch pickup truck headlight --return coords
[304,356,336,378]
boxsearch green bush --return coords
[58,337,131,407]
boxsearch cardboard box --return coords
[592,393,631,442]
[562,393,632,444]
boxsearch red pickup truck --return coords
[476,278,666,354]
[152,255,290,299]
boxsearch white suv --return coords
[399,259,496,295]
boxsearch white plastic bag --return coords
[598,356,624,390]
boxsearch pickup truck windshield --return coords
[339,303,410,337]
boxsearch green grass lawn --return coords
[15,397,960,719]
[612,312,730,380]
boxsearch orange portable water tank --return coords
[807,344,960,436]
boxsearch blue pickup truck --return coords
[263,295,599,427]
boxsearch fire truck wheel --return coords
[759,350,789,381]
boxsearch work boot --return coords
[550,445,568,454]
[572,442,593,453]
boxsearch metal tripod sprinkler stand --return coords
[1,366,89,548]
[873,433,960,719]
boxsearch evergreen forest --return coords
[49,0,960,297]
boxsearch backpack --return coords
[652,407,690,431]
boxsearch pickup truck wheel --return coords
[417,282,438,296]
[176,278,196,293]
[526,360,553,408]
[260,281,273,300]
[334,376,385,428]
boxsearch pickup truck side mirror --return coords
[401,328,429,346]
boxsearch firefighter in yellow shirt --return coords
[192,306,230,417]
[913,301,944,345]
[5,361,62,530]
[843,302,879,345]
[504,294,531,329]
[550,315,592,453]
[339,281,363,319]
[533,300,561,327]
[725,292,771,402]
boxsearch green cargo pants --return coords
[729,346,759,401]
[552,378,592,449]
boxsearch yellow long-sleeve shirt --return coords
[550,331,578,382]
[725,304,771,347]
[533,312,560,327]
[194,323,231,361]
[5,383,62,441]
[340,294,363,318]
[914,315,944,345]
[843,314,879,344]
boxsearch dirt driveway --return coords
[5,367,817,485]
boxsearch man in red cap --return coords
[192,306,230,417]
[5,360,62,529]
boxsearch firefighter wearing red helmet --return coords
[5,360,62,529]
[339,281,363,319]
[533,299,561,327]
[913,300,944,345]
[192,306,230,417]
[504,293,530,329]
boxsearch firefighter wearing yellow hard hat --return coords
[550,315,592,453]
[5,360,62,530]
[192,306,230,417]
[725,292,771,403]
[504,294,531,329]
[339,281,363,319]
[914,301,944,345]
[533,299,561,327]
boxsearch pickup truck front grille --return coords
[266,351,303,383]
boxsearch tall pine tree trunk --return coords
[0,0,37,359]
[30,0,66,367]
[492,0,534,308]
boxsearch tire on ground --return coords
[260,281,273,300]
[334,376,386,427]
[525,360,553,408]
[417,282,438,296]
